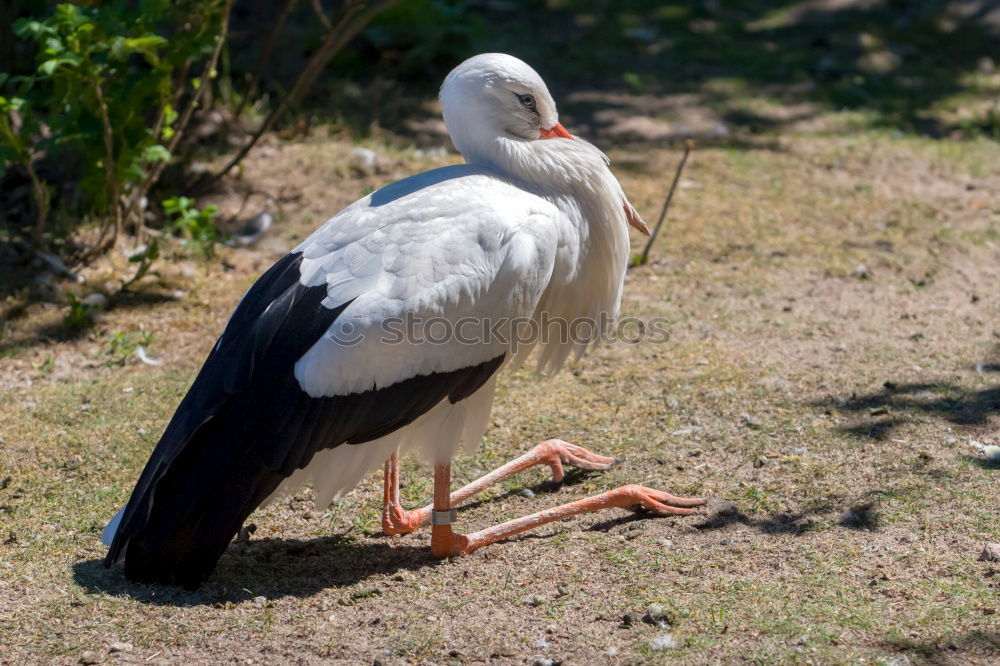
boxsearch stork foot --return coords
[455,483,706,554]
[531,438,616,483]
[381,504,426,536]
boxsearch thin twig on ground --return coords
[637,139,693,266]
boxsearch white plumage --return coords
[293,167,560,397]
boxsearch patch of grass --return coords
[101,330,155,367]
[62,293,98,333]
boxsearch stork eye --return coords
[516,93,537,111]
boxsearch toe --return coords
[644,502,696,516]
[650,490,705,508]
[560,443,617,469]
[564,451,615,471]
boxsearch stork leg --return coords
[430,462,705,558]
[382,451,423,535]
[381,439,617,536]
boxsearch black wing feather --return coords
[105,251,504,588]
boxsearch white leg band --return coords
[432,509,458,526]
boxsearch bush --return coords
[1,0,229,255]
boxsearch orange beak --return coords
[538,123,573,140]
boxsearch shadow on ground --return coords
[73,537,435,607]
[882,630,1000,664]
[814,362,1000,441]
[0,285,178,357]
[72,467,614,606]
[690,502,826,535]
[284,0,1000,142]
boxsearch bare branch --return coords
[90,74,122,250]
[637,139,693,267]
[206,0,403,186]
[120,0,235,231]
[311,0,333,30]
[234,0,300,120]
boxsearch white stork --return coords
[102,53,704,588]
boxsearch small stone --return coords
[649,633,677,650]
[231,212,273,248]
[523,594,546,607]
[852,263,871,279]
[740,413,762,430]
[606,646,620,656]
[532,660,555,666]
[108,643,132,653]
[968,440,1000,460]
[644,603,672,628]
[659,538,673,548]
[721,539,730,546]
[521,488,536,498]
[253,595,267,605]
[350,147,382,175]
[236,524,257,543]
[978,543,1000,563]
[82,293,109,310]
[621,611,642,627]
[79,652,100,665]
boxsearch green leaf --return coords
[124,35,168,51]
[38,56,80,76]
[0,96,26,113]
[162,103,177,126]
[141,144,170,163]
[123,35,168,67]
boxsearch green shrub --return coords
[163,195,221,260]
[2,0,228,251]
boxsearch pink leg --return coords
[430,463,705,558]
[381,439,616,536]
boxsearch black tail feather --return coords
[103,251,506,588]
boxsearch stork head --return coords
[440,53,572,159]
[440,53,649,237]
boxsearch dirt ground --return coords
[2,104,1000,663]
